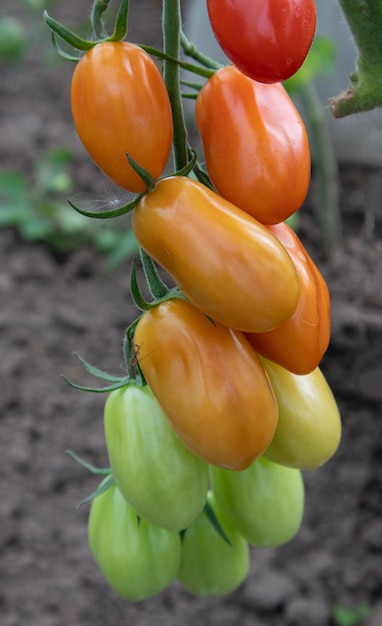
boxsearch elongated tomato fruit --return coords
[195,66,311,224]
[134,299,278,471]
[261,358,341,470]
[71,42,173,192]
[132,176,299,333]
[246,222,330,374]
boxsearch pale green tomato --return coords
[88,481,181,601]
[177,492,249,597]
[104,384,209,531]
[211,457,304,548]
[261,357,341,470]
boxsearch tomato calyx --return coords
[68,153,199,221]
[61,247,188,392]
[65,449,115,507]
[43,0,129,59]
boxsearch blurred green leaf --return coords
[332,603,372,626]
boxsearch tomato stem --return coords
[162,0,188,170]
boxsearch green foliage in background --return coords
[0,149,138,268]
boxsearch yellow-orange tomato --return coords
[70,42,173,193]
[134,299,278,471]
[245,222,330,375]
[261,357,341,470]
[195,66,311,224]
[132,176,299,333]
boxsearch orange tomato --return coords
[132,176,300,333]
[195,66,311,224]
[71,42,173,192]
[245,222,330,374]
[134,299,278,471]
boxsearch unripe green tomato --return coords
[178,492,249,597]
[211,457,304,548]
[88,481,181,601]
[261,358,342,470]
[104,384,209,531]
[0,17,26,61]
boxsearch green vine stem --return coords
[298,82,342,261]
[162,0,189,170]
[330,0,382,117]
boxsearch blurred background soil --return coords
[1,1,382,625]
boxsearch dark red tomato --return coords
[207,0,316,84]
[195,66,311,224]
[71,42,173,193]
[245,222,330,375]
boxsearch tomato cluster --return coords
[60,0,340,603]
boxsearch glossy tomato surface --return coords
[104,384,209,531]
[207,0,316,83]
[211,457,304,548]
[178,492,249,597]
[195,66,311,224]
[133,176,300,332]
[88,481,181,601]
[134,299,278,471]
[245,222,330,374]
[261,357,342,470]
[71,42,173,192]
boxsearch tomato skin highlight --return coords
[134,299,278,471]
[207,0,316,84]
[70,42,173,193]
[195,66,311,225]
[245,222,331,375]
[177,492,249,597]
[132,176,300,333]
[104,384,209,531]
[88,482,181,601]
[211,457,305,548]
[261,358,342,470]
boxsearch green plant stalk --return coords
[330,0,382,117]
[299,81,342,260]
[162,0,188,170]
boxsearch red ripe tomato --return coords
[245,222,330,375]
[206,0,317,84]
[70,42,173,193]
[195,66,311,225]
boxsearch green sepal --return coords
[43,11,95,51]
[61,352,131,392]
[139,248,169,300]
[203,498,231,546]
[66,450,111,475]
[72,352,127,383]
[172,149,197,178]
[61,374,131,393]
[50,32,82,62]
[130,256,156,312]
[77,473,115,508]
[126,153,156,192]
[68,193,142,220]
[107,0,129,42]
